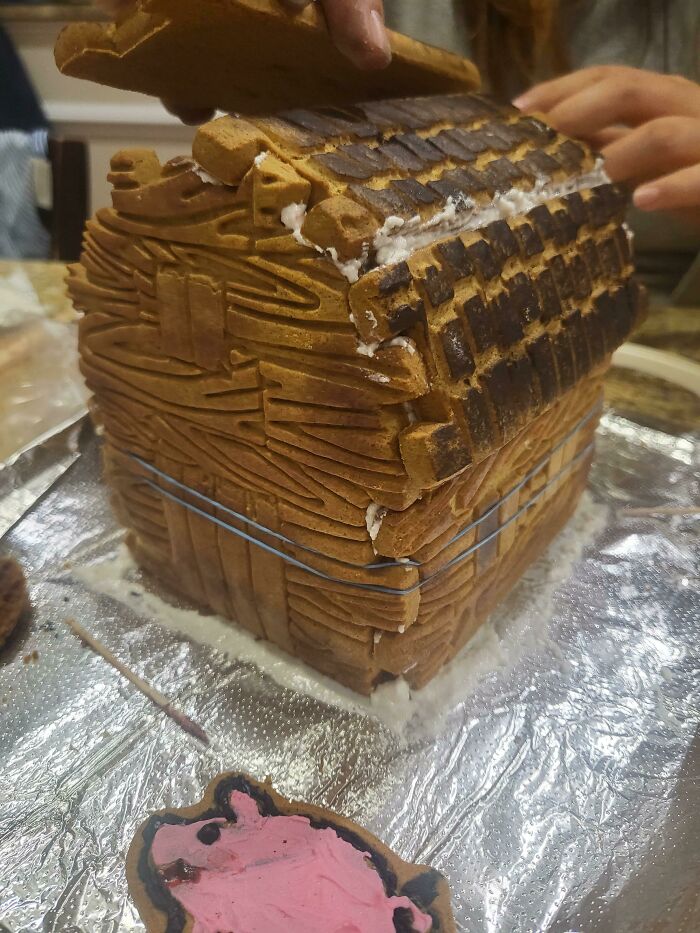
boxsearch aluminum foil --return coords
[0,413,86,538]
[0,396,698,932]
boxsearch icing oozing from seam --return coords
[365,503,387,550]
[281,161,611,278]
[280,203,365,283]
[150,790,432,933]
[192,162,234,187]
[372,160,611,267]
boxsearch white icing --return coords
[281,202,310,246]
[356,340,380,358]
[374,631,383,645]
[372,161,611,268]
[327,247,363,284]
[367,372,390,384]
[385,336,416,354]
[398,625,406,634]
[191,158,240,188]
[365,503,386,541]
[402,402,418,425]
[253,150,269,167]
[281,202,367,283]
[356,336,416,358]
[365,309,378,328]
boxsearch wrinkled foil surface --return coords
[0,398,698,932]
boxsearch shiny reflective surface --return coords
[0,402,698,932]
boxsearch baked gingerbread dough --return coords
[68,91,645,693]
[0,556,30,649]
[126,772,456,932]
[55,0,480,115]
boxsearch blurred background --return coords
[0,0,197,262]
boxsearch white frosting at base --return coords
[72,492,607,740]
[253,150,269,167]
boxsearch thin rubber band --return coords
[132,441,595,597]
[125,403,600,574]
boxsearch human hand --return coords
[514,66,700,224]
[281,0,391,71]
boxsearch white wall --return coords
[6,19,196,212]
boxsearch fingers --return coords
[602,116,700,185]
[318,0,391,70]
[516,67,700,142]
[587,125,630,151]
[548,74,700,140]
[634,163,700,214]
[512,65,615,114]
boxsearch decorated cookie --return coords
[127,772,455,932]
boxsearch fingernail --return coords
[634,185,660,210]
[366,9,392,66]
[512,93,534,111]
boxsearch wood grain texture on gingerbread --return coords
[54,0,480,115]
[126,772,456,932]
[69,92,645,693]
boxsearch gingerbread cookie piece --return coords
[0,556,30,648]
[127,772,455,932]
[55,0,480,116]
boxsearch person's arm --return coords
[514,66,700,225]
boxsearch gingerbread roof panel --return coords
[55,0,480,116]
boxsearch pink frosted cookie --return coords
[126,772,455,933]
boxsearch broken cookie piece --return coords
[0,556,30,649]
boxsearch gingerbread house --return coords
[59,3,644,693]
